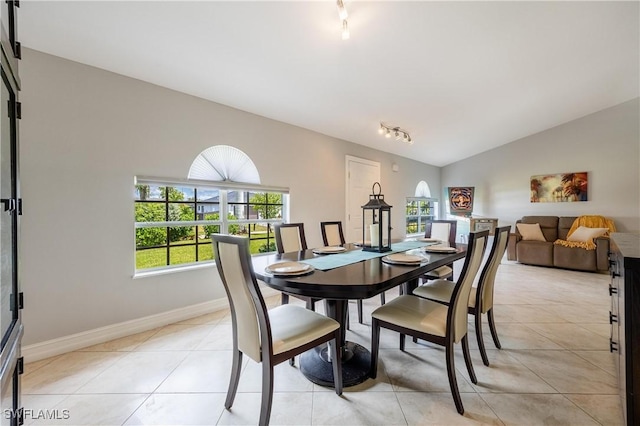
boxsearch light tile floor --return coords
[22,262,624,425]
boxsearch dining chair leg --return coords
[487,309,502,349]
[399,333,406,351]
[307,299,315,310]
[289,356,295,366]
[346,308,350,330]
[329,336,343,395]
[281,293,289,305]
[357,300,363,324]
[225,349,243,409]
[461,335,477,384]
[370,319,381,379]
[260,362,274,426]
[445,341,464,415]
[475,311,490,366]
[380,292,386,305]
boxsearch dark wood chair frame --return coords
[213,234,343,426]
[370,230,489,415]
[274,223,318,310]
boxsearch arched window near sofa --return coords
[405,180,439,236]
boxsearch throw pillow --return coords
[516,223,546,241]
[567,226,608,243]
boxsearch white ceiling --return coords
[19,1,639,166]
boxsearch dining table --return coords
[253,240,467,388]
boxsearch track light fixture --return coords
[378,123,412,144]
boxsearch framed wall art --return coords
[530,172,588,203]
[448,187,474,215]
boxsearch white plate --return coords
[265,261,314,276]
[312,246,347,254]
[417,237,441,243]
[423,246,458,253]
[382,253,425,265]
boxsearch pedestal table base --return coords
[299,341,370,387]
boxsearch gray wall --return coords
[20,49,440,345]
[21,48,639,347]
[442,98,640,232]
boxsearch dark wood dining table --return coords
[253,243,467,388]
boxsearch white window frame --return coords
[134,176,289,276]
[405,196,439,238]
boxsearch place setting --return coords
[381,252,427,266]
[312,246,347,255]
[264,261,315,277]
[422,245,458,254]
[416,237,441,243]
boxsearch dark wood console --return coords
[610,233,640,425]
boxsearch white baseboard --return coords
[22,287,280,363]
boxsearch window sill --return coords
[404,233,424,239]
[133,261,215,279]
[132,251,277,279]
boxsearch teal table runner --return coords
[300,241,431,271]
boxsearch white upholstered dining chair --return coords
[369,229,489,415]
[320,221,345,247]
[422,220,458,281]
[273,223,319,310]
[274,222,308,254]
[413,225,510,366]
[212,234,342,426]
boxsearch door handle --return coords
[0,198,15,212]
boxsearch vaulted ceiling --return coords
[19,1,639,166]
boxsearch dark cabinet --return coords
[610,233,640,425]
[0,1,22,425]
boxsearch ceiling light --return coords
[336,0,348,20]
[341,20,350,40]
[379,123,413,144]
[336,0,349,40]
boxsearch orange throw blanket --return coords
[554,215,616,250]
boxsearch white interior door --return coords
[345,156,380,243]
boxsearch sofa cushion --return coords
[516,241,554,266]
[516,223,546,241]
[554,244,597,272]
[558,216,577,240]
[520,216,559,241]
[567,226,608,243]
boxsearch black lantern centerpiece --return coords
[362,182,392,252]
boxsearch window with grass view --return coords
[405,197,438,236]
[135,182,287,271]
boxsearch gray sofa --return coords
[507,215,610,272]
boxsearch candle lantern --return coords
[361,182,392,252]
